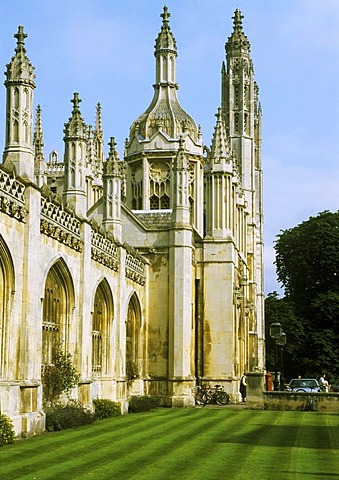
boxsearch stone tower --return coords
[3,26,35,180]
[124,6,204,406]
[221,9,265,370]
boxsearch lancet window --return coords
[42,268,63,365]
[131,162,143,210]
[126,293,141,376]
[42,261,73,366]
[0,238,14,379]
[92,281,112,376]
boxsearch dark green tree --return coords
[265,292,305,380]
[272,210,339,380]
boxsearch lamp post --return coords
[277,332,287,391]
[270,322,282,391]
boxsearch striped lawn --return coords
[0,408,338,480]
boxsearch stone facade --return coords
[0,8,264,436]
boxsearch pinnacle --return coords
[14,26,28,54]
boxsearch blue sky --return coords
[1,0,339,294]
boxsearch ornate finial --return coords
[232,9,244,31]
[14,26,28,53]
[155,5,177,54]
[226,8,250,55]
[34,104,44,150]
[95,102,103,132]
[64,92,86,138]
[161,5,170,24]
[108,136,117,154]
[71,92,82,111]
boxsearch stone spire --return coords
[64,92,87,139]
[208,108,233,170]
[128,6,198,141]
[3,26,36,179]
[204,108,239,238]
[63,93,87,216]
[102,137,124,240]
[93,102,105,174]
[33,104,47,187]
[173,136,190,224]
[221,9,256,179]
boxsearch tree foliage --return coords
[41,348,80,407]
[268,211,339,381]
[275,210,339,307]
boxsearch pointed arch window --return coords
[42,269,63,365]
[126,293,141,378]
[92,280,113,377]
[0,260,5,376]
[149,161,171,210]
[131,162,143,210]
[42,261,73,366]
[0,238,15,379]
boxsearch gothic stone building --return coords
[0,8,264,436]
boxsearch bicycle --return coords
[192,385,207,405]
[193,384,230,406]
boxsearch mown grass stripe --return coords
[39,409,237,479]
[0,409,337,480]
[0,409,186,474]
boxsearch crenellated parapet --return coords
[124,243,147,286]
[91,223,119,271]
[0,167,27,221]
[40,195,82,251]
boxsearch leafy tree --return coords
[265,292,305,379]
[41,348,80,407]
[271,210,339,380]
[275,210,339,309]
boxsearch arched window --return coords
[126,293,141,376]
[149,161,171,210]
[42,260,74,366]
[0,237,15,378]
[92,280,113,376]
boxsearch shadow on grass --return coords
[216,424,339,449]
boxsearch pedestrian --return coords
[240,373,247,402]
[319,373,329,392]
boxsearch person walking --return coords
[240,373,247,402]
[319,373,329,392]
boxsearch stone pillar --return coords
[246,371,264,409]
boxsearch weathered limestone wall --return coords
[0,179,148,437]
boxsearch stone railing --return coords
[91,230,119,271]
[46,162,64,174]
[125,246,146,286]
[0,168,27,222]
[40,197,82,251]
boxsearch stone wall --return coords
[263,392,339,412]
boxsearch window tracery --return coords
[149,161,170,209]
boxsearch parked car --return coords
[286,378,320,393]
[330,380,339,392]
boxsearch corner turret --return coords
[63,93,87,216]
[3,26,35,179]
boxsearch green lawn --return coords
[0,407,338,479]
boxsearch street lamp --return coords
[270,322,282,391]
[277,332,287,390]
